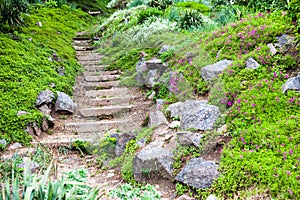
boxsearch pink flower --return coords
[274,72,277,78]
[285,74,289,79]
[251,103,256,107]
[240,155,244,159]
[288,189,293,195]
[286,171,291,175]
[289,149,293,155]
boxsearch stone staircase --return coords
[36,35,150,146]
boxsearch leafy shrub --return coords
[178,9,204,30]
[147,0,174,10]
[0,0,28,29]
[127,0,148,8]
[175,2,210,13]
[287,0,300,33]
[137,7,163,24]
[110,183,161,200]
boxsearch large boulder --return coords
[167,100,218,131]
[148,111,169,128]
[175,157,219,189]
[282,73,300,93]
[201,59,233,81]
[181,103,220,130]
[55,91,76,114]
[36,89,54,107]
[136,59,168,87]
[246,57,260,69]
[134,146,173,181]
[275,34,297,53]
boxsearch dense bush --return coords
[178,9,204,29]
[175,2,210,13]
[0,0,28,28]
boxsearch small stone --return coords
[48,57,53,62]
[28,38,32,42]
[18,157,40,171]
[41,117,49,132]
[201,59,233,81]
[158,45,172,55]
[217,124,227,133]
[148,91,156,100]
[36,89,54,107]
[108,169,115,173]
[36,21,42,27]
[0,139,7,146]
[267,43,277,55]
[177,195,195,200]
[115,132,135,156]
[106,173,114,179]
[25,122,35,137]
[38,104,51,116]
[206,194,218,200]
[49,83,56,88]
[275,34,296,53]
[136,138,147,147]
[33,122,42,136]
[55,91,76,114]
[156,99,166,110]
[148,111,169,128]
[9,142,22,150]
[246,57,260,69]
[177,131,202,147]
[282,73,300,93]
[168,121,180,129]
[185,52,194,61]
[17,111,29,116]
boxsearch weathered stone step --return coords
[79,60,102,65]
[84,75,120,82]
[77,96,132,106]
[79,105,132,117]
[85,88,129,98]
[84,65,108,72]
[73,41,90,46]
[82,70,119,76]
[82,81,120,89]
[74,46,94,51]
[76,50,97,56]
[65,120,131,133]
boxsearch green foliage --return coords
[175,2,210,13]
[0,6,93,146]
[109,128,153,183]
[0,0,28,29]
[287,0,300,33]
[178,9,204,30]
[137,7,163,24]
[72,140,92,155]
[0,161,99,199]
[110,183,161,200]
[147,0,174,10]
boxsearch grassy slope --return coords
[94,6,299,198]
[0,5,93,146]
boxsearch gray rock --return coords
[36,21,42,27]
[148,91,156,100]
[177,131,202,147]
[275,34,296,53]
[9,142,22,150]
[167,102,184,118]
[185,52,194,61]
[267,43,277,55]
[158,45,173,55]
[18,157,40,171]
[36,89,54,107]
[25,122,35,137]
[33,122,42,136]
[136,138,147,147]
[206,194,218,200]
[181,103,220,131]
[167,100,208,119]
[41,117,49,132]
[156,99,166,110]
[38,104,51,116]
[115,132,135,156]
[148,111,169,128]
[57,66,65,76]
[246,57,260,69]
[136,59,168,87]
[55,91,76,114]
[201,59,233,81]
[175,157,219,189]
[17,111,29,116]
[134,146,173,181]
[177,195,195,200]
[282,73,300,93]
[168,121,180,129]
[0,139,6,146]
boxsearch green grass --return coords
[0,5,93,146]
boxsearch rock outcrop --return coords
[55,91,76,114]
[282,73,300,93]
[201,59,233,81]
[246,57,260,69]
[175,157,219,189]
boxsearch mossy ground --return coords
[0,5,94,146]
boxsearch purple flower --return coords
[251,103,256,107]
[236,99,241,104]
[240,155,244,159]
[285,74,289,79]
[237,107,241,112]
[227,101,233,106]
[288,189,293,195]
[286,171,291,175]
[289,97,295,103]
[274,72,277,78]
[283,155,287,160]
[296,176,300,179]
[289,149,293,155]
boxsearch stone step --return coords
[79,60,102,65]
[73,41,90,46]
[74,46,94,51]
[77,55,104,61]
[77,96,132,106]
[84,75,120,82]
[84,65,108,72]
[85,88,129,98]
[76,50,97,56]
[65,120,131,133]
[82,81,120,89]
[79,105,132,117]
[82,70,119,76]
